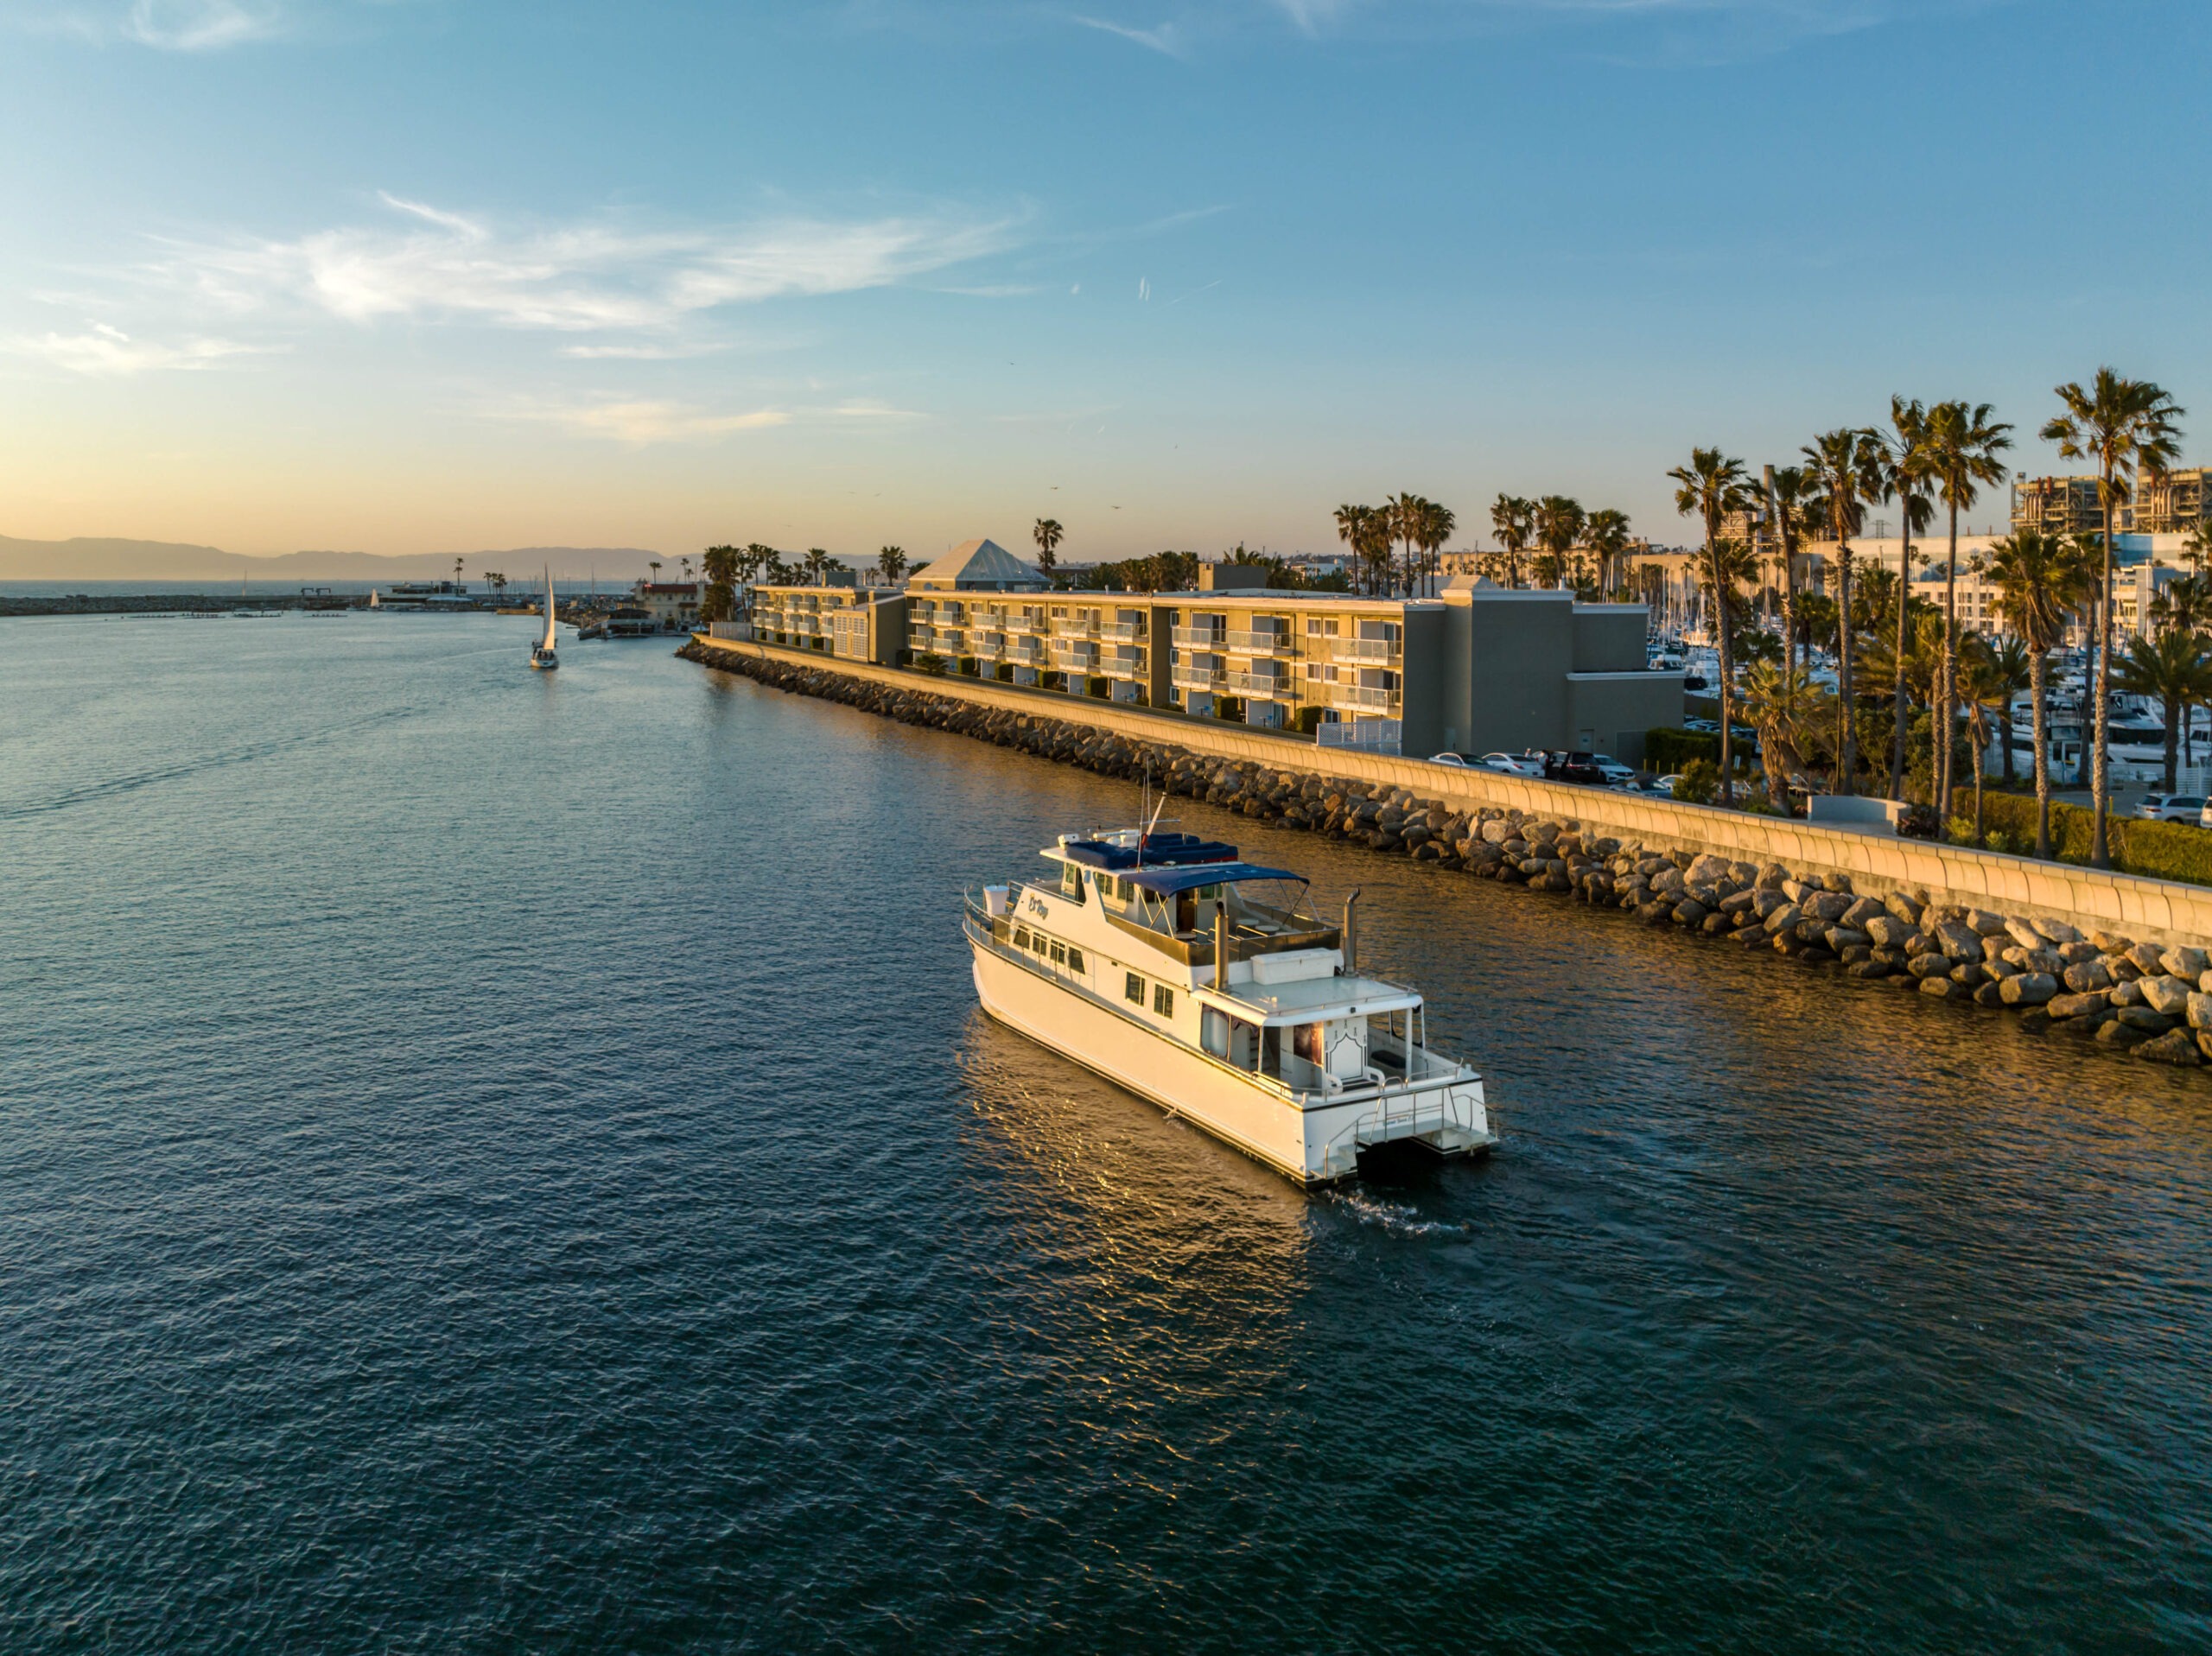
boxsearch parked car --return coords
[2138,793,2208,822]
[1478,752,1546,777]
[1651,774,1683,796]
[1541,751,1608,785]
[1427,752,1482,768]
[1682,717,1719,733]
[1587,754,1637,785]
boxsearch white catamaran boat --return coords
[964,828,1493,1184]
[530,569,559,670]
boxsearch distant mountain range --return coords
[0,535,674,583]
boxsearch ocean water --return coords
[3,612,2208,1653]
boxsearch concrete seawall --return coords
[690,635,2212,949]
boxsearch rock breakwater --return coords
[683,642,2212,1072]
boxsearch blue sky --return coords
[1,0,2206,562]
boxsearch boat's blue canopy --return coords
[1123,861,1301,896]
[1058,832,1240,872]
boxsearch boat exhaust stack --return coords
[1343,889,1360,973]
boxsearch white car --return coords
[2136,793,2206,822]
[1427,752,1481,767]
[1478,752,1546,777]
[1588,754,1637,785]
[1651,774,1683,797]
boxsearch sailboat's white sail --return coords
[542,568,557,650]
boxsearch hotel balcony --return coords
[1227,669,1294,700]
[1172,625,1225,650]
[1334,636,1402,663]
[1331,682,1399,711]
[974,631,1007,659]
[1002,612,1042,634]
[1008,638,1046,664]
[1172,659,1226,692]
[1099,620,1143,642]
[1052,640,1102,671]
[1053,617,1100,638]
[1223,629,1297,658]
[1101,649,1146,680]
[933,628,967,650]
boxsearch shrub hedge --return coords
[1963,789,2212,885]
[1646,727,1720,772]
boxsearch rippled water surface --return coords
[4,615,2209,1653]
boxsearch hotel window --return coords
[1125,973,1145,1006]
[1304,663,1338,682]
[1306,617,1338,637]
[1153,985,1174,1018]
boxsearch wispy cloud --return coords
[10,321,261,375]
[13,0,293,48]
[153,193,1020,334]
[1071,13,1186,55]
[499,397,793,446]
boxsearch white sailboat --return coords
[368,588,381,609]
[531,568,559,670]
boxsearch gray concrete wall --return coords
[1566,673,1684,766]
[1464,593,1572,754]
[691,633,2212,946]
[1399,607,1448,757]
[1572,605,1650,672]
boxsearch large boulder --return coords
[2033,917,2084,946]
[1920,977,1970,1001]
[1806,891,1853,923]
[1999,972,2057,1006]
[2111,980,2146,1007]
[1763,904,1802,936]
[2003,917,2047,951]
[1865,915,1916,949]
[1840,897,1887,931]
[1826,928,1871,954]
[2139,974,2194,1017]
[2137,1029,2204,1066]
[2118,1006,2176,1033]
[2062,959,2114,993]
[2049,991,2111,1020]
[1965,909,2007,936]
[2126,942,2168,977]
[1934,921,1985,961]
[1885,890,1927,927]
[2160,945,2211,981]
[2190,992,2212,1031]
[1907,954,1952,980]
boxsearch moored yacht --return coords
[964,828,1493,1184]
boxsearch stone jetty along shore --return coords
[681,642,2212,1071]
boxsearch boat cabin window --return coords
[1060,863,1087,900]
[1049,941,1065,964]
[1153,985,1174,1018]
[1014,928,1031,950]
[1200,1009,1259,1068]
[1294,1024,1325,1066]
[1126,973,1145,1006]
[1067,948,1085,974]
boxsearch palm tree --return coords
[649,559,663,587]
[1739,658,1821,812]
[1986,529,2097,859]
[1763,466,1813,676]
[700,544,740,623]
[2116,630,2212,794]
[1585,509,1632,599]
[1955,636,2010,843]
[1985,634,2031,785]
[1875,399,1937,800]
[1383,492,1426,595]
[802,548,831,585]
[1490,495,1533,589]
[1801,428,1887,795]
[1668,447,1758,807]
[1917,399,2015,817]
[2043,370,2186,866]
[1534,496,1586,592]
[875,545,908,585]
[1418,499,1455,596]
[1033,518,1064,581]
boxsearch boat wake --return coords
[1321,1189,1475,1239]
